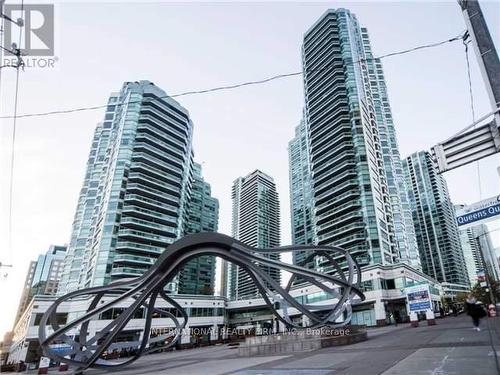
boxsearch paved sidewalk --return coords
[37,315,500,375]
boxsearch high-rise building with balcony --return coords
[228,170,281,299]
[14,245,66,324]
[402,151,468,287]
[288,118,314,268]
[475,224,500,282]
[179,162,219,295]
[457,220,485,286]
[59,81,194,294]
[301,9,418,269]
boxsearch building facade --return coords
[475,224,500,282]
[14,245,66,325]
[13,261,37,326]
[288,118,315,268]
[179,162,219,295]
[228,170,281,299]
[402,151,469,288]
[458,224,485,286]
[300,8,418,270]
[59,81,195,294]
[360,30,420,269]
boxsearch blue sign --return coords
[409,301,431,312]
[406,287,432,312]
[49,344,72,355]
[457,202,500,227]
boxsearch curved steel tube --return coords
[39,232,365,372]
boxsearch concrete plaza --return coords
[46,315,500,375]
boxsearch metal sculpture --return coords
[39,232,364,372]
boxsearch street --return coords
[41,315,500,375]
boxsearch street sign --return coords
[405,283,432,312]
[456,195,500,227]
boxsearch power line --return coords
[0,31,465,120]
[463,32,483,201]
[6,0,24,269]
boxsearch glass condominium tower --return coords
[228,170,281,299]
[179,162,219,295]
[301,9,419,268]
[402,151,468,286]
[288,118,314,268]
[59,81,194,294]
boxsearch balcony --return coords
[139,107,189,139]
[122,204,177,225]
[314,178,358,204]
[124,194,179,214]
[132,152,183,177]
[314,157,356,181]
[110,267,147,277]
[313,142,354,166]
[125,183,180,205]
[120,216,177,235]
[316,199,361,224]
[113,254,156,266]
[317,221,365,239]
[130,162,182,189]
[313,139,353,163]
[133,142,184,171]
[316,212,363,233]
[317,232,366,246]
[118,228,176,246]
[128,172,180,196]
[315,178,359,207]
[116,241,164,255]
[134,134,185,162]
[137,123,186,152]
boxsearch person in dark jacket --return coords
[465,294,487,331]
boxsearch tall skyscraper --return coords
[475,224,500,282]
[14,261,37,324]
[402,151,468,286]
[14,245,66,323]
[457,220,485,286]
[360,30,421,270]
[228,170,281,299]
[179,162,219,295]
[59,81,194,294]
[300,9,418,269]
[288,118,314,261]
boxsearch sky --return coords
[0,0,499,337]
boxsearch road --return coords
[48,315,500,375]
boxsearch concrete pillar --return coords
[409,311,419,328]
[278,320,286,333]
[58,363,69,371]
[181,324,190,345]
[426,309,436,326]
[374,301,387,326]
[211,324,218,342]
[37,357,50,375]
[302,315,311,327]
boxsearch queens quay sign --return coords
[456,195,500,227]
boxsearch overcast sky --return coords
[0,0,499,337]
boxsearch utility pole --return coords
[432,1,500,173]
[459,0,500,125]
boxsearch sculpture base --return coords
[238,325,367,356]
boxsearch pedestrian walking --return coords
[465,294,487,331]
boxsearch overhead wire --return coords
[0,31,466,120]
[463,31,483,200]
[6,0,25,271]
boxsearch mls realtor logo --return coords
[3,3,57,68]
